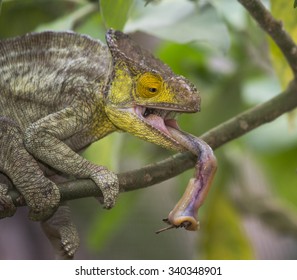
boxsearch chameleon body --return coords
[0,30,216,258]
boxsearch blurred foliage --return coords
[202,190,254,260]
[1,0,297,260]
[269,0,297,89]
[125,0,230,53]
[100,0,133,30]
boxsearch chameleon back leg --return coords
[0,172,16,218]
[0,116,60,221]
[41,203,79,259]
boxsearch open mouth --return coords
[134,105,181,136]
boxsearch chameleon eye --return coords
[148,87,157,93]
[137,73,162,98]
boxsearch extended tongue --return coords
[145,114,171,135]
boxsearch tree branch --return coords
[10,82,297,207]
[238,0,297,78]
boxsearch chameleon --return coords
[0,29,216,258]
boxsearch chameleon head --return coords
[104,29,200,152]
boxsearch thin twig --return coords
[238,0,297,78]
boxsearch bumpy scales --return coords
[0,30,204,258]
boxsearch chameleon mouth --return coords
[134,105,180,136]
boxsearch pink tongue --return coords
[165,119,180,130]
[145,115,169,134]
[145,115,180,135]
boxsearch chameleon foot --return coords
[0,183,16,218]
[41,204,79,259]
[90,167,119,209]
[26,180,61,221]
[59,223,80,258]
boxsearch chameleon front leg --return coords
[0,117,60,221]
[23,104,119,210]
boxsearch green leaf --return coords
[0,0,2,15]
[144,0,161,6]
[209,0,246,30]
[125,0,230,53]
[100,0,133,31]
[269,0,297,88]
[294,0,297,8]
[35,3,96,32]
[75,12,106,40]
[0,0,64,37]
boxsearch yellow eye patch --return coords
[137,73,163,98]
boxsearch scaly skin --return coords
[41,203,80,259]
[0,30,205,258]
